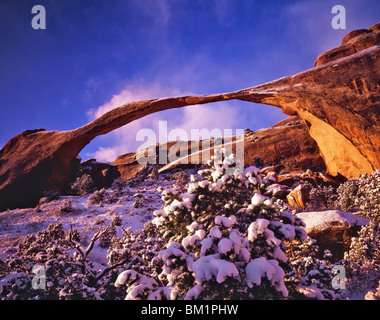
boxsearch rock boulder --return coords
[297,210,370,260]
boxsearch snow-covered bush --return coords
[88,188,108,205]
[339,170,380,296]
[172,171,189,190]
[99,217,122,248]
[306,184,338,211]
[60,199,73,215]
[114,149,336,300]
[365,281,380,300]
[111,178,126,196]
[336,179,359,212]
[0,223,127,300]
[71,174,95,196]
[340,170,380,260]
[336,170,380,220]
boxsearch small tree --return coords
[71,174,95,196]
[115,149,336,300]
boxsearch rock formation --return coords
[150,116,325,175]
[0,24,379,211]
[297,210,370,260]
[315,22,380,66]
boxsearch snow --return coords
[126,277,159,300]
[242,166,260,177]
[247,219,270,242]
[192,254,239,283]
[0,176,174,262]
[228,229,241,244]
[245,257,276,286]
[296,210,370,234]
[247,219,282,247]
[198,180,209,189]
[214,215,237,228]
[273,246,287,262]
[239,247,251,263]
[280,211,297,225]
[182,229,206,248]
[218,238,233,254]
[200,237,214,255]
[211,168,224,182]
[209,226,223,238]
[245,257,288,297]
[184,284,203,300]
[2,162,376,300]
[296,286,325,300]
[251,193,268,207]
[187,221,199,232]
[278,223,296,240]
[158,242,187,261]
[147,286,178,300]
[114,270,139,287]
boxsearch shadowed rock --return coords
[150,116,325,175]
[0,24,379,211]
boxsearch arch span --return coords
[0,40,379,211]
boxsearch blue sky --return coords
[1,0,379,162]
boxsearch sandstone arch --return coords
[0,25,379,211]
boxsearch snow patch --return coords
[193,254,239,283]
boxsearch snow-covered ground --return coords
[0,176,174,263]
[1,165,379,300]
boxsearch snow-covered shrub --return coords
[287,245,337,299]
[115,149,335,300]
[111,178,126,196]
[172,171,189,190]
[340,170,380,260]
[107,221,165,272]
[88,188,107,205]
[336,179,359,212]
[336,169,380,220]
[0,223,127,300]
[339,170,380,296]
[88,187,122,206]
[306,184,338,211]
[365,281,380,300]
[60,199,73,214]
[99,217,122,248]
[71,174,95,196]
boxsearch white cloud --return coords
[90,146,125,163]
[179,102,240,137]
[87,81,182,120]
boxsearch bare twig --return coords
[68,225,130,285]
[95,258,129,281]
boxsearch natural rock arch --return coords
[0,24,379,211]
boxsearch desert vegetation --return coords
[1,150,379,300]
